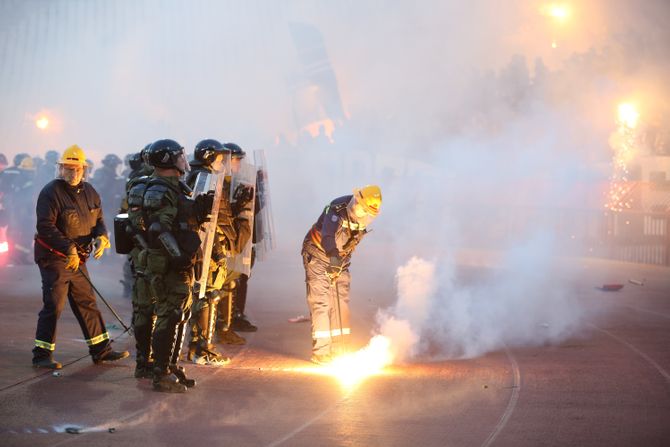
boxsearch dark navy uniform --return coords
[33,179,113,361]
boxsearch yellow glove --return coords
[65,248,80,271]
[93,234,111,259]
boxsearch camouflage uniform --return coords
[143,173,208,389]
[124,174,155,377]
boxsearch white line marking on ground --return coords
[480,348,521,447]
[624,305,670,320]
[592,324,670,383]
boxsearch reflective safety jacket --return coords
[34,179,106,261]
[302,195,367,262]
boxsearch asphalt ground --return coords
[0,250,668,447]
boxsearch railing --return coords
[453,206,670,266]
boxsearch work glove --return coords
[326,256,343,278]
[195,191,216,223]
[65,247,80,271]
[93,234,111,259]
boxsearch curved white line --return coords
[481,348,521,447]
[593,325,670,383]
[624,305,670,320]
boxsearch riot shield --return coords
[228,160,256,277]
[192,158,230,299]
[253,149,276,261]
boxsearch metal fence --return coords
[455,206,670,266]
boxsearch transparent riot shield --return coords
[228,159,256,277]
[253,149,276,261]
[191,155,230,299]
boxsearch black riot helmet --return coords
[102,153,122,168]
[140,143,152,164]
[223,142,246,159]
[147,139,187,173]
[193,139,231,166]
[127,152,144,170]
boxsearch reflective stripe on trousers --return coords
[303,251,351,356]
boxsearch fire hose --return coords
[78,268,132,335]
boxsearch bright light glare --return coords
[0,242,8,253]
[550,5,569,20]
[35,116,50,130]
[305,335,394,391]
[542,3,571,23]
[617,103,639,129]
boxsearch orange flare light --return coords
[302,335,394,391]
[617,103,639,129]
[544,3,570,22]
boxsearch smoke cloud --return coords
[1,1,668,358]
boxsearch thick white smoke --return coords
[378,243,593,361]
[0,1,668,361]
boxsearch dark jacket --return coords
[34,179,106,261]
[302,195,367,261]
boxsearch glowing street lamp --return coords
[35,115,50,130]
[548,4,570,23]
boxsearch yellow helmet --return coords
[60,145,87,166]
[18,155,34,170]
[353,185,382,216]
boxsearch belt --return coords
[34,237,67,258]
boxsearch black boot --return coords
[92,348,130,364]
[134,360,154,379]
[192,344,230,366]
[170,364,196,388]
[152,368,187,393]
[32,357,62,369]
[217,328,246,345]
[231,313,257,332]
[32,347,62,369]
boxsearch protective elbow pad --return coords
[158,232,182,258]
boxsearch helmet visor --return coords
[176,151,190,175]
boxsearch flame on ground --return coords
[302,335,395,391]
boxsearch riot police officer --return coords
[185,139,253,364]
[32,145,129,368]
[222,143,258,334]
[143,139,212,392]
[118,145,153,299]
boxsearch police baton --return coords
[78,269,132,334]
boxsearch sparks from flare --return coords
[606,103,639,212]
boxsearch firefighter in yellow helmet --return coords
[301,185,382,364]
[32,145,128,369]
